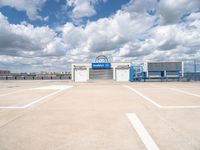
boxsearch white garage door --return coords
[116,68,129,81]
[74,68,88,82]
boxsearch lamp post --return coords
[194,59,197,73]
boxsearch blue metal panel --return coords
[129,66,134,82]
[91,63,111,69]
[129,65,144,82]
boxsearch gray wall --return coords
[148,62,182,71]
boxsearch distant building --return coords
[71,55,131,82]
[61,72,70,74]
[143,62,184,78]
[0,70,10,75]
[71,55,184,82]
[36,72,57,78]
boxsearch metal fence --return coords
[184,60,200,81]
[0,75,71,80]
[184,72,200,81]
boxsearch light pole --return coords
[194,59,197,73]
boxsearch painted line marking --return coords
[175,84,200,89]
[0,113,25,128]
[161,106,200,109]
[124,85,200,109]
[123,85,162,108]
[0,85,73,109]
[0,89,27,97]
[168,88,200,98]
[0,85,72,97]
[22,89,64,108]
[126,113,159,150]
[32,85,72,90]
[0,106,25,109]
[148,84,200,98]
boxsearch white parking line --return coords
[126,113,159,150]
[124,85,200,109]
[161,106,200,109]
[0,106,25,109]
[176,84,200,89]
[0,85,72,97]
[32,85,71,90]
[0,89,27,97]
[0,85,73,109]
[123,85,162,108]
[22,89,64,108]
[168,88,200,98]
[148,84,200,98]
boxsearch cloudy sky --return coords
[0,0,200,72]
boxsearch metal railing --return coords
[184,72,200,81]
[0,75,71,80]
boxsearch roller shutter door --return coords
[116,68,129,81]
[74,68,88,82]
[89,69,113,80]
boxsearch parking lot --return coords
[0,80,200,150]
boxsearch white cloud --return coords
[66,0,107,19]
[62,10,155,60]
[122,0,158,14]
[0,12,67,57]
[1,1,200,72]
[142,16,200,61]
[0,11,7,23]
[158,0,200,24]
[186,12,200,22]
[43,38,66,56]
[0,12,71,71]
[0,0,47,20]
[43,16,49,21]
[123,0,200,25]
[61,2,200,64]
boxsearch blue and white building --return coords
[71,56,184,82]
[71,55,131,82]
[71,62,131,82]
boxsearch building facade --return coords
[0,70,10,75]
[71,56,184,82]
[143,62,184,78]
[71,62,131,82]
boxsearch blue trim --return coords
[91,63,111,69]
[129,66,134,82]
[129,65,144,82]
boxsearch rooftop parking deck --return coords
[0,80,200,150]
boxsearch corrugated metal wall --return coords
[89,69,113,80]
[148,62,182,71]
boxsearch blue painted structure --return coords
[129,65,144,82]
[91,63,111,69]
[129,66,134,82]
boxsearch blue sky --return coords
[0,0,129,27]
[0,0,200,72]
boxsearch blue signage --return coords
[92,63,111,69]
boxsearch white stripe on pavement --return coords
[168,88,200,98]
[126,113,159,150]
[0,85,73,109]
[124,85,162,108]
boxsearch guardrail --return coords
[0,75,71,80]
[184,72,200,81]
